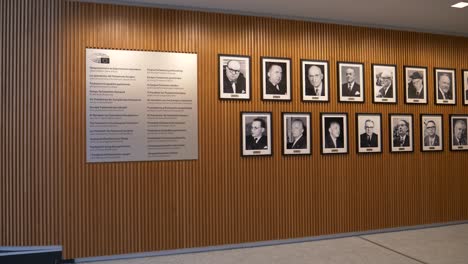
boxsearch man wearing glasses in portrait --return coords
[223,60,246,94]
[246,118,268,150]
[360,120,378,147]
[423,120,440,147]
[376,71,393,98]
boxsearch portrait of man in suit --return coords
[466,75,468,101]
[423,120,440,147]
[465,74,468,101]
[322,114,348,154]
[287,119,307,149]
[305,65,325,96]
[376,71,393,99]
[325,121,343,148]
[437,73,453,100]
[219,55,250,100]
[453,119,467,146]
[222,60,246,94]
[265,63,286,95]
[393,119,410,147]
[407,71,425,99]
[360,120,378,148]
[341,67,361,97]
[246,118,268,150]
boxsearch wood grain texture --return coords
[1,0,468,259]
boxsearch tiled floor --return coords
[84,224,468,264]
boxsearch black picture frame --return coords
[300,59,330,102]
[371,64,398,104]
[337,61,365,103]
[389,113,414,153]
[261,57,292,101]
[434,68,456,105]
[404,65,428,104]
[463,69,468,106]
[449,114,468,151]
[420,114,444,152]
[240,112,273,157]
[355,113,383,154]
[320,112,349,155]
[218,54,251,100]
[281,112,312,156]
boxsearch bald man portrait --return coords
[436,72,453,101]
[222,60,246,94]
[452,119,467,146]
[305,65,325,96]
[287,119,307,149]
[341,67,361,97]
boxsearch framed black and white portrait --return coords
[372,64,397,103]
[261,57,291,101]
[301,60,329,102]
[337,62,365,103]
[218,54,251,100]
[356,113,382,154]
[449,115,468,151]
[420,114,443,152]
[434,68,456,105]
[404,66,428,104]
[463,70,468,105]
[241,112,272,156]
[320,113,348,154]
[282,112,311,155]
[389,114,414,153]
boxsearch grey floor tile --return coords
[362,224,468,264]
[87,237,420,264]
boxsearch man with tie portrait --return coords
[423,120,440,147]
[325,121,343,148]
[219,55,250,100]
[360,120,378,148]
[376,71,394,99]
[357,114,382,153]
[283,113,311,155]
[393,120,410,147]
[222,60,246,94]
[265,63,286,95]
[407,71,425,99]
[452,119,467,146]
[321,114,348,154]
[287,119,307,149]
[341,67,361,97]
[305,65,325,96]
[436,72,453,101]
[465,74,468,102]
[246,118,268,150]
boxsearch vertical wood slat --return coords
[1,0,468,260]
[0,0,62,251]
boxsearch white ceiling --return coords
[80,0,468,37]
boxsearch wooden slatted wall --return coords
[1,0,63,253]
[1,0,468,259]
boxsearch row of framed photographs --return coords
[241,112,468,156]
[219,54,468,105]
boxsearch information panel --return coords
[86,49,198,162]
